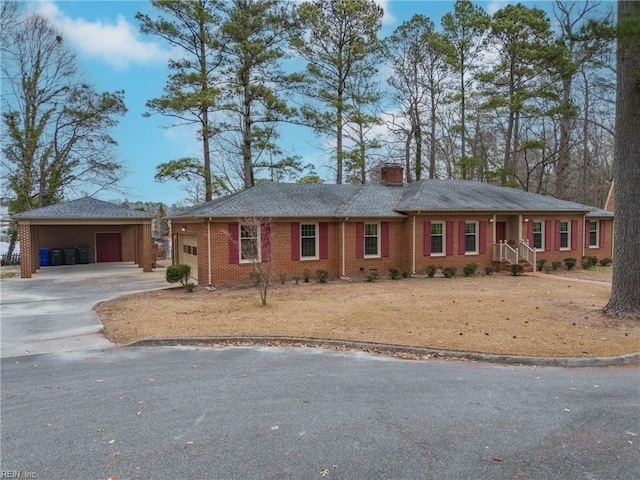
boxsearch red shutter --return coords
[261,223,271,262]
[458,222,466,255]
[555,221,561,250]
[585,220,590,246]
[545,220,552,251]
[229,222,239,264]
[479,221,487,254]
[599,220,606,248]
[446,221,454,255]
[291,222,300,260]
[319,222,328,259]
[381,222,389,257]
[571,220,578,250]
[356,222,364,258]
[424,221,431,256]
[527,221,534,245]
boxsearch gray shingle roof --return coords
[13,197,154,219]
[170,180,606,219]
[172,183,405,218]
[397,180,592,212]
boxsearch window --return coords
[300,223,317,259]
[431,222,445,255]
[240,224,260,262]
[364,223,379,257]
[560,221,570,249]
[589,220,599,248]
[533,221,543,250]
[465,222,478,254]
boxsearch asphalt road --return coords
[2,346,638,480]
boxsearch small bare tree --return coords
[231,217,274,307]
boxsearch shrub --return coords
[599,258,612,267]
[184,282,196,292]
[366,270,379,282]
[543,265,553,274]
[564,258,577,270]
[425,264,437,278]
[551,261,562,271]
[536,259,546,272]
[316,269,329,283]
[279,274,287,284]
[388,267,400,280]
[463,262,478,277]
[581,256,597,269]
[303,269,310,283]
[484,265,495,275]
[166,264,191,286]
[442,267,457,278]
[402,270,409,278]
[511,264,524,276]
[293,275,301,285]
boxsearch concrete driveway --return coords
[0,263,169,358]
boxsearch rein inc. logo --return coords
[0,471,37,478]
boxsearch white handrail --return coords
[518,240,536,268]
[494,241,518,264]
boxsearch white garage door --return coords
[178,234,199,282]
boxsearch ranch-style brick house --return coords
[170,165,614,286]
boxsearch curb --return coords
[125,336,640,367]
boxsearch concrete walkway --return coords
[0,263,169,358]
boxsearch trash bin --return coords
[39,248,50,267]
[50,248,63,266]
[77,246,92,264]
[64,248,77,265]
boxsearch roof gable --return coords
[13,197,154,220]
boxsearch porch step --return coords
[492,261,534,273]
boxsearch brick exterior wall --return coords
[175,214,615,287]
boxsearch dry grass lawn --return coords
[96,266,640,358]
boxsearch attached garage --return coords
[13,197,155,279]
[177,234,199,281]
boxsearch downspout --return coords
[207,220,212,286]
[582,214,586,259]
[412,213,416,275]
[341,219,346,278]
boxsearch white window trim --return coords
[430,221,446,257]
[364,222,381,258]
[465,221,479,255]
[239,224,261,263]
[532,221,545,251]
[588,220,599,248]
[560,221,570,251]
[300,222,319,260]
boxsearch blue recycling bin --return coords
[39,248,50,267]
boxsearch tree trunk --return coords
[404,128,413,184]
[242,65,253,189]
[603,1,640,317]
[555,76,572,200]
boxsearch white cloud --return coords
[32,1,170,69]
[486,1,510,16]
[374,0,396,25]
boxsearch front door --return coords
[96,233,122,262]
[496,222,507,243]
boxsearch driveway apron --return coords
[0,263,168,358]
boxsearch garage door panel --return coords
[178,234,198,281]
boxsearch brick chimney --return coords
[380,163,404,186]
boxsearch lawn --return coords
[96,267,639,358]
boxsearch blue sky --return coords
[19,0,566,206]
